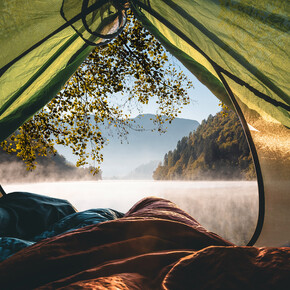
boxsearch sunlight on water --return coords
[3,180,258,245]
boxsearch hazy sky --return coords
[56,56,222,176]
[141,73,221,123]
[116,64,221,123]
[174,70,221,122]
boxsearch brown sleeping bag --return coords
[0,197,289,289]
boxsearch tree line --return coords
[0,148,101,183]
[153,110,256,180]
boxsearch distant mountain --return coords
[56,114,199,178]
[124,160,160,180]
[153,111,256,180]
[0,149,101,184]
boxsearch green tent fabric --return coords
[129,1,290,247]
[130,0,290,127]
[0,0,289,246]
[0,0,127,141]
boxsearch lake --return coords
[3,180,259,245]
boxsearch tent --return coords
[0,0,289,248]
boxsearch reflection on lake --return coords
[3,180,258,245]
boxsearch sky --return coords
[114,63,221,124]
[139,72,221,123]
[56,66,221,177]
[171,65,221,122]
[100,61,222,177]
[56,49,222,176]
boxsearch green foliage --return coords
[1,11,192,173]
[218,101,230,117]
[153,110,256,180]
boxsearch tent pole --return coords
[213,68,265,246]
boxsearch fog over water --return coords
[3,180,259,245]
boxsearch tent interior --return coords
[0,0,289,288]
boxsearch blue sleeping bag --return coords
[0,192,123,261]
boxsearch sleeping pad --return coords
[0,195,289,289]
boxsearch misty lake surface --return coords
[4,180,259,245]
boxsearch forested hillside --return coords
[0,149,101,183]
[153,111,256,180]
